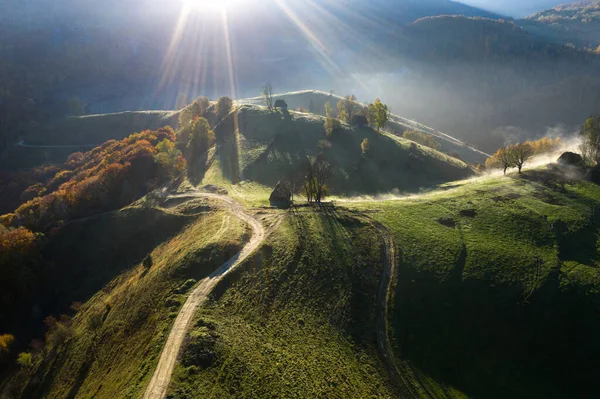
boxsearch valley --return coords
[2,1,600,398]
[1,93,599,398]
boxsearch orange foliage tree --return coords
[3,127,182,232]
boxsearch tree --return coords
[179,97,210,128]
[352,114,368,128]
[485,147,513,175]
[0,334,15,363]
[337,95,358,124]
[325,101,333,118]
[155,139,186,178]
[16,352,33,370]
[529,137,561,155]
[261,83,273,110]
[509,143,534,173]
[579,115,600,163]
[303,159,316,203]
[216,96,233,120]
[187,117,216,159]
[367,99,389,130]
[361,138,370,155]
[324,117,341,138]
[313,154,333,203]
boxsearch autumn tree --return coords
[485,147,513,175]
[509,142,534,173]
[361,138,371,155]
[216,96,233,120]
[325,101,333,118]
[261,82,274,110]
[337,95,358,124]
[155,139,186,179]
[179,96,210,128]
[367,98,389,130]
[0,334,15,364]
[324,117,341,138]
[529,137,561,155]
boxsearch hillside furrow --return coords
[142,192,265,399]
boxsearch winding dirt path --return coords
[143,192,265,399]
[373,222,421,399]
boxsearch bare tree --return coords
[262,82,273,110]
[314,154,333,203]
[303,159,316,203]
[509,143,534,173]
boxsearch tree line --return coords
[486,137,562,174]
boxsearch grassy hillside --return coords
[203,104,473,197]
[347,166,600,398]
[2,197,248,399]
[239,91,490,164]
[168,205,397,398]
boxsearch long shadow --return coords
[65,350,96,399]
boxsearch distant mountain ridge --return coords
[525,0,600,46]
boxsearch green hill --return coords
[1,91,488,172]
[167,166,600,399]
[239,90,490,164]
[347,167,600,398]
[1,197,248,398]
[3,152,600,398]
[203,104,474,196]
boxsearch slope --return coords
[239,90,490,164]
[347,166,600,398]
[167,205,399,398]
[203,104,474,197]
[2,196,249,399]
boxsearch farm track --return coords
[142,192,265,399]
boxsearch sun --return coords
[182,0,250,12]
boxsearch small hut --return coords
[269,182,292,208]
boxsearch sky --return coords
[457,0,567,18]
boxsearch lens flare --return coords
[182,0,251,11]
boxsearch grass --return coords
[203,105,473,198]
[239,90,489,164]
[168,206,398,398]
[346,168,600,399]
[4,198,248,399]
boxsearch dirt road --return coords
[373,222,421,399]
[142,192,265,399]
